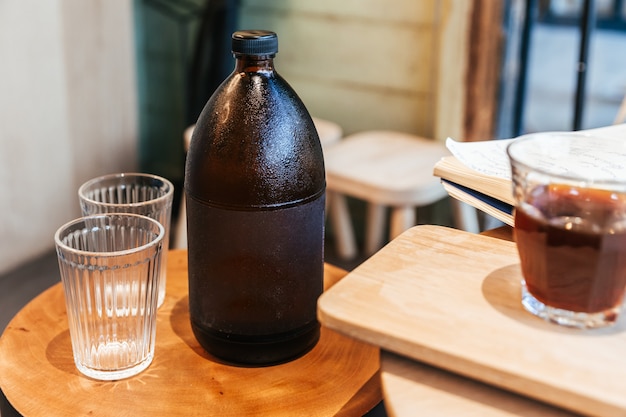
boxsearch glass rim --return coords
[54,213,165,257]
[506,131,626,186]
[78,172,174,208]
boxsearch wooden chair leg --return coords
[389,206,415,241]
[328,191,358,260]
[450,199,480,233]
[173,194,187,249]
[365,203,387,255]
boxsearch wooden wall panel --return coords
[255,15,435,94]
[241,0,437,25]
[239,1,501,142]
[434,0,472,142]
[294,81,433,136]
[238,0,440,137]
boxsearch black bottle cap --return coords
[232,30,278,55]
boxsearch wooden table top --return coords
[0,250,381,417]
[381,351,579,417]
[320,225,596,417]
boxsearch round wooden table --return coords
[0,250,381,416]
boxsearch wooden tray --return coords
[318,225,626,417]
[0,250,380,417]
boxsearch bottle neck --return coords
[234,54,275,73]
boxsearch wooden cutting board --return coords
[318,225,626,417]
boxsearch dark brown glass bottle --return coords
[184,30,325,365]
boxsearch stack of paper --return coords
[434,137,515,226]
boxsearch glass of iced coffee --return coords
[507,132,626,328]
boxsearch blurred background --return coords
[1,0,625,324]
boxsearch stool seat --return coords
[324,130,478,259]
[183,125,194,151]
[312,117,342,148]
[324,131,449,206]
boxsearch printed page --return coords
[508,136,626,180]
[447,128,626,181]
[445,138,514,180]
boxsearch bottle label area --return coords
[186,193,325,337]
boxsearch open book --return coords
[434,124,626,227]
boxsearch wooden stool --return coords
[173,118,345,249]
[325,130,478,259]
[308,119,360,260]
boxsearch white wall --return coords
[0,0,138,275]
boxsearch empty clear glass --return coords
[55,214,164,380]
[78,173,173,307]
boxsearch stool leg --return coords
[450,199,480,233]
[173,194,188,249]
[365,203,386,255]
[328,191,358,260]
[389,206,415,241]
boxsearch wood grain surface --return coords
[318,225,626,417]
[381,351,580,417]
[0,250,381,417]
[380,227,580,417]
